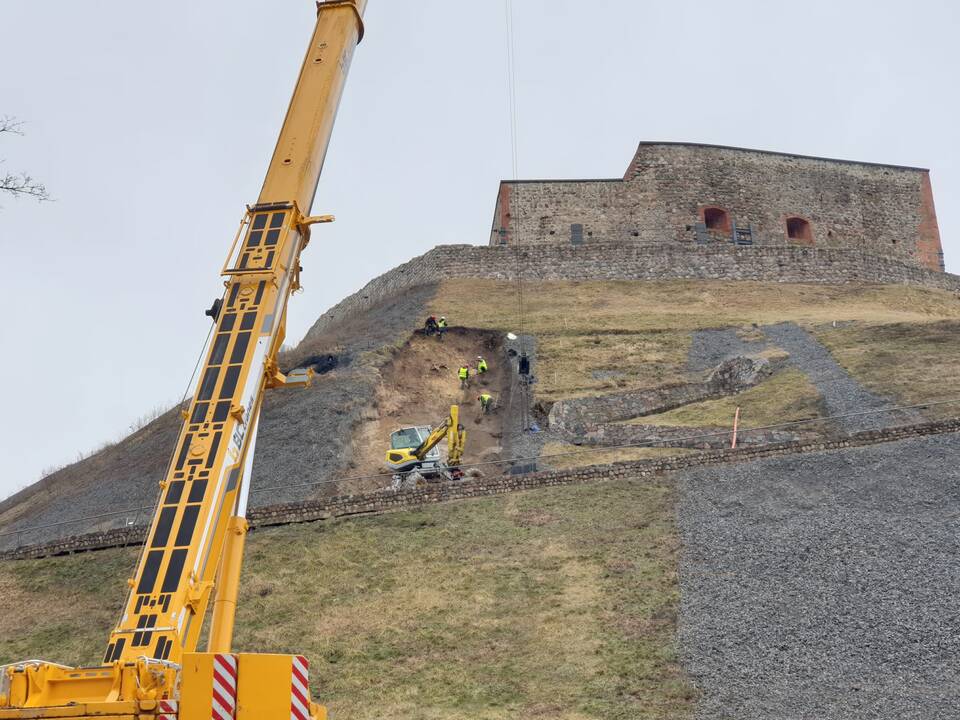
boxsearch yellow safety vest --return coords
[458,367,469,380]
[480,393,492,404]
[438,318,447,328]
[477,360,488,373]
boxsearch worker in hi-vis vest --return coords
[478,392,494,414]
[458,364,470,389]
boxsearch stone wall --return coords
[490,142,944,272]
[548,355,778,436]
[305,241,960,340]
[6,417,960,561]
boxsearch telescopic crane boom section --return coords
[1,3,366,720]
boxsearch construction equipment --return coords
[386,406,467,488]
[0,3,366,719]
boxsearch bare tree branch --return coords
[0,115,51,203]
[0,116,25,136]
[0,171,50,201]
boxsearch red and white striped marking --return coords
[212,653,238,720]
[158,699,178,720]
[290,655,310,720]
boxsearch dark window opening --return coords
[703,207,730,233]
[571,224,584,245]
[786,216,813,243]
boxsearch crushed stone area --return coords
[688,327,770,373]
[676,432,960,719]
[501,334,551,472]
[762,322,922,432]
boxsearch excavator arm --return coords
[385,406,467,478]
[2,3,367,719]
[413,406,466,467]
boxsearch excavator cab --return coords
[385,406,466,487]
[387,426,443,474]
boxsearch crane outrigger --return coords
[0,3,366,719]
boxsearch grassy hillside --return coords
[816,319,960,417]
[637,368,823,429]
[0,479,694,720]
[432,279,960,410]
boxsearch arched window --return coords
[786,216,813,244]
[703,207,730,233]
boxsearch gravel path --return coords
[762,322,922,432]
[501,334,550,472]
[688,328,770,373]
[676,432,960,719]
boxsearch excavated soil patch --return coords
[349,328,511,491]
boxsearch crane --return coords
[385,406,467,488]
[0,3,366,720]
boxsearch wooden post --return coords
[731,407,741,449]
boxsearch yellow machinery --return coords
[385,406,467,487]
[0,3,366,719]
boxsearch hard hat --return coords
[440,316,446,320]
[477,356,483,360]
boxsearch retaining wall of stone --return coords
[304,242,960,339]
[5,417,960,561]
[548,355,777,435]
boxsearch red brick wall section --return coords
[489,183,513,246]
[916,171,944,271]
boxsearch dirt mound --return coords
[349,328,511,490]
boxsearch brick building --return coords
[489,142,944,272]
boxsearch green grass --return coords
[431,280,960,403]
[635,369,824,429]
[539,444,699,471]
[816,319,960,419]
[432,280,960,336]
[535,332,690,403]
[0,480,695,720]
[0,546,137,666]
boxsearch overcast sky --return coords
[1,0,957,499]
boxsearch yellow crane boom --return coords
[1,3,367,719]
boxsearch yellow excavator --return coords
[1,3,366,720]
[385,406,467,489]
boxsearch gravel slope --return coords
[676,432,960,719]
[688,328,770,373]
[762,322,922,432]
